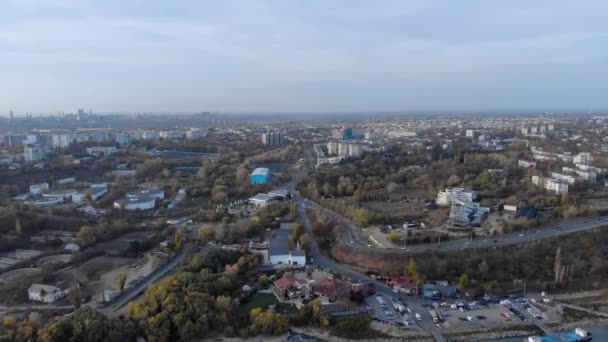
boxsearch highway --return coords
[303,199,608,254]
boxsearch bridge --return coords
[513,303,562,341]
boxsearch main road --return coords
[303,199,608,254]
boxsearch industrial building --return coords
[269,228,306,266]
[250,167,270,184]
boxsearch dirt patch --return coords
[58,253,163,305]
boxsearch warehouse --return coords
[250,167,271,185]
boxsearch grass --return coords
[240,292,298,317]
[241,293,278,313]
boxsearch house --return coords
[250,167,271,185]
[28,281,72,303]
[312,276,348,301]
[273,274,310,302]
[387,276,418,295]
[269,229,306,266]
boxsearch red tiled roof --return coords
[313,277,347,298]
[274,275,297,289]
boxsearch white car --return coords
[415,313,422,321]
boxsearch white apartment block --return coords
[532,176,569,194]
[562,167,597,182]
[550,172,577,184]
[573,152,594,165]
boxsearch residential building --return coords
[532,176,569,194]
[250,167,271,184]
[273,274,310,302]
[86,146,118,156]
[573,152,594,165]
[550,172,577,185]
[465,129,475,138]
[24,144,48,162]
[261,131,282,145]
[518,159,536,168]
[312,276,348,300]
[52,134,72,148]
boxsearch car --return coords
[415,313,422,321]
[518,233,524,237]
[493,239,499,243]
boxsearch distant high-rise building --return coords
[465,129,475,138]
[9,110,13,123]
[262,131,282,145]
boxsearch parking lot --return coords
[366,293,415,329]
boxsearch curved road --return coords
[303,200,608,254]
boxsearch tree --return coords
[299,233,311,250]
[38,319,73,342]
[76,226,97,247]
[174,230,183,250]
[15,217,22,235]
[458,273,470,292]
[117,273,127,293]
[407,259,418,280]
[198,226,216,244]
[387,232,400,244]
[70,287,82,309]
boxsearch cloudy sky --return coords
[1,0,608,114]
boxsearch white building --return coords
[86,146,118,156]
[24,144,47,162]
[573,152,594,165]
[550,172,577,185]
[52,134,72,148]
[72,184,108,203]
[28,282,72,303]
[114,189,164,210]
[29,183,49,195]
[562,167,597,183]
[532,176,569,194]
[449,200,489,227]
[437,188,478,206]
[269,230,306,266]
[142,131,160,141]
[518,159,537,168]
[465,130,475,138]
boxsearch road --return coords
[99,244,193,314]
[294,192,445,340]
[303,200,608,254]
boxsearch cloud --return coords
[1,1,607,113]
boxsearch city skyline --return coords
[2,1,608,113]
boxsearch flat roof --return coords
[269,229,290,256]
[252,167,270,176]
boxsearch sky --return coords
[1,0,608,115]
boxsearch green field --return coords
[241,293,298,316]
[241,293,278,313]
